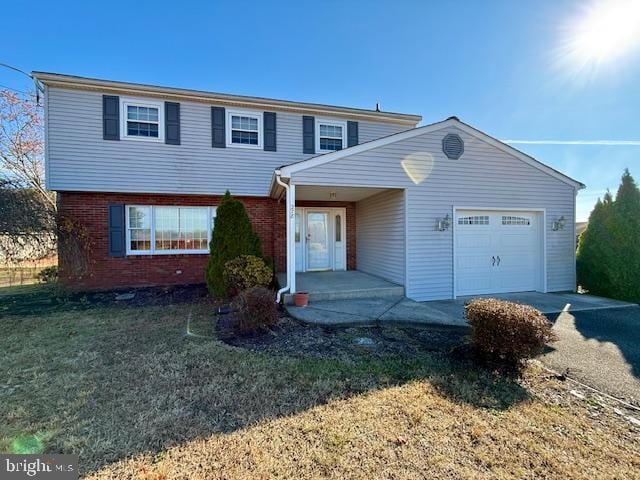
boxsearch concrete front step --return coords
[284,285,404,304]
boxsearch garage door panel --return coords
[457,234,491,249]
[456,210,542,296]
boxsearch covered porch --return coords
[276,270,404,303]
[272,181,407,300]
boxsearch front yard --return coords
[1,285,638,479]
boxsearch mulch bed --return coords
[219,314,468,360]
[0,283,211,317]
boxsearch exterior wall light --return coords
[437,214,451,231]
[552,215,566,231]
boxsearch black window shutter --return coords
[165,102,180,145]
[103,95,120,140]
[263,112,277,151]
[211,106,226,148]
[302,115,315,154]
[347,121,359,147]
[108,204,125,257]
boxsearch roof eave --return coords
[32,72,422,126]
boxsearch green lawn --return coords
[1,285,638,479]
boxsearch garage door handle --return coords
[491,256,495,266]
[497,255,501,266]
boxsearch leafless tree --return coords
[0,90,56,263]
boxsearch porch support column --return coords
[288,182,296,293]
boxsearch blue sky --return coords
[2,0,639,221]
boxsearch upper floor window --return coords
[227,109,262,148]
[316,119,347,152]
[121,98,164,142]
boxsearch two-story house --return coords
[35,72,583,301]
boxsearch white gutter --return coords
[275,171,290,303]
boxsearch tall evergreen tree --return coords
[609,169,640,301]
[205,191,263,297]
[577,170,640,302]
[577,193,614,297]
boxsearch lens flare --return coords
[561,0,640,70]
[401,152,435,185]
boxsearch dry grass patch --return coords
[0,288,638,479]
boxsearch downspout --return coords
[275,171,290,303]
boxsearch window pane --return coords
[128,206,151,229]
[320,124,342,138]
[231,115,258,131]
[335,214,341,242]
[179,208,208,250]
[127,105,137,120]
[155,207,179,250]
[154,207,208,251]
[130,229,151,251]
[295,213,301,242]
[127,121,159,138]
[320,138,342,151]
[231,130,258,145]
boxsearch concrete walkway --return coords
[286,291,635,327]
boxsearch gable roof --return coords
[32,72,422,126]
[277,117,585,189]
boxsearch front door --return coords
[306,211,331,270]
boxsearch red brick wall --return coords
[57,192,357,290]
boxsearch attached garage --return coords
[275,116,584,301]
[454,209,544,296]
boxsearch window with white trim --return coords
[121,98,164,142]
[458,215,489,225]
[316,119,346,152]
[502,215,531,226]
[227,109,262,148]
[126,206,216,255]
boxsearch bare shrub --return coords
[464,298,557,367]
[232,287,278,333]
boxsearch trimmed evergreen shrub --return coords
[206,191,263,297]
[465,298,557,367]
[223,255,273,292]
[577,169,640,302]
[232,286,279,333]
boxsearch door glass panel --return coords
[295,213,301,242]
[335,214,342,242]
[306,212,330,270]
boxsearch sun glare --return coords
[562,0,640,69]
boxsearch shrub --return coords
[37,265,58,283]
[206,191,263,297]
[224,255,273,292]
[464,298,557,367]
[232,287,278,333]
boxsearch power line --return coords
[0,62,45,104]
[0,83,30,95]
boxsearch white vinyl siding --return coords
[292,126,577,300]
[356,189,405,285]
[45,87,411,196]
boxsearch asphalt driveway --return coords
[541,306,640,406]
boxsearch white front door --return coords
[294,208,347,272]
[455,210,543,296]
[306,211,331,271]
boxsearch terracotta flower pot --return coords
[294,292,309,307]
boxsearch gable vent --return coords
[442,133,464,159]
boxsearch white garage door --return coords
[455,210,543,296]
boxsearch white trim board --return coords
[277,117,584,190]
